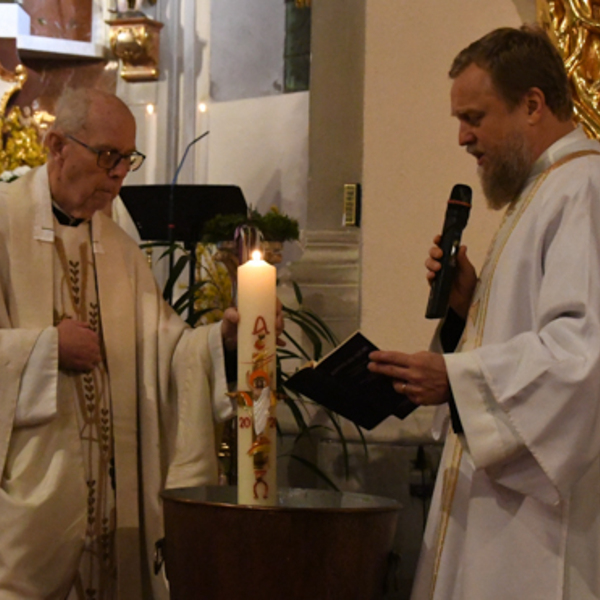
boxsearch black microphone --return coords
[425,184,472,319]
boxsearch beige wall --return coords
[361,0,536,351]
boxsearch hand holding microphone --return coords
[425,184,475,319]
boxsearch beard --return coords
[477,131,534,210]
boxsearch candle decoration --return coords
[236,249,278,505]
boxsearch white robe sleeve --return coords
[111,195,141,243]
[13,327,58,427]
[445,166,600,505]
[163,321,226,489]
[0,330,47,475]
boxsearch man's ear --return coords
[45,131,65,160]
[525,88,545,124]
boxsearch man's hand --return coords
[368,350,451,406]
[425,234,477,319]
[221,299,286,352]
[57,318,102,372]
[221,307,240,352]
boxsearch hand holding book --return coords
[283,332,417,430]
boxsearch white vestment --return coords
[411,128,600,600]
[0,165,233,599]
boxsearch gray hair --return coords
[51,88,129,136]
[51,88,93,136]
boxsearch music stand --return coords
[119,184,247,243]
[119,184,247,320]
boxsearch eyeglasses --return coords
[65,134,146,172]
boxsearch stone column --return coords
[290,0,366,341]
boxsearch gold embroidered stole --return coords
[428,149,600,599]
[53,221,117,599]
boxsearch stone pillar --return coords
[291,0,366,338]
[288,229,360,342]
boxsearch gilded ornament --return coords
[538,0,600,138]
[106,15,164,82]
[0,63,26,116]
[0,106,49,173]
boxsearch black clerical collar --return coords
[52,203,87,227]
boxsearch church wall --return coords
[120,0,309,238]
[360,0,536,356]
[207,92,309,227]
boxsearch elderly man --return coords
[0,88,243,599]
[369,26,600,600]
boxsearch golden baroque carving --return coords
[538,0,600,138]
[0,106,50,173]
[0,60,51,173]
[0,63,26,116]
[106,15,164,82]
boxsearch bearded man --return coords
[369,26,600,600]
[0,88,260,600]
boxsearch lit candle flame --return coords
[251,250,263,262]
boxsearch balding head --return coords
[51,88,134,138]
[46,88,138,219]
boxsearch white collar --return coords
[529,126,598,179]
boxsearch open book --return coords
[283,332,417,430]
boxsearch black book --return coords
[284,332,417,430]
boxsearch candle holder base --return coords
[161,486,401,600]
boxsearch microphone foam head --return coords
[450,184,472,205]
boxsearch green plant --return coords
[140,241,216,326]
[201,213,246,244]
[255,207,299,242]
[201,207,300,244]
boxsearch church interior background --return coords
[0,0,587,596]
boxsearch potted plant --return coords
[201,206,300,265]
